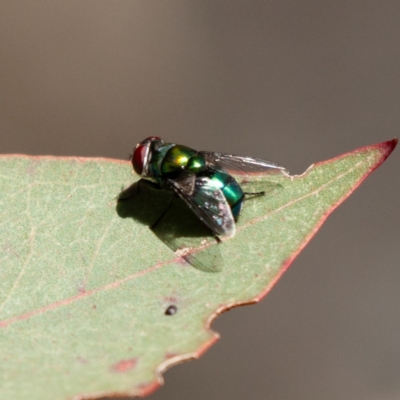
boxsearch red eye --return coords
[132,144,147,175]
[132,137,163,176]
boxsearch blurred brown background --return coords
[1,1,399,399]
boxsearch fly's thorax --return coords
[160,145,205,176]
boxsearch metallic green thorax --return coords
[149,143,244,219]
[161,145,205,175]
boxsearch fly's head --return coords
[132,136,164,177]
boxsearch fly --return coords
[131,136,288,239]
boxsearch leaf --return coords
[0,139,397,399]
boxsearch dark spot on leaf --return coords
[165,305,177,316]
[92,305,96,309]
[110,358,137,373]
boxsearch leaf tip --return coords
[370,137,398,171]
[376,137,397,157]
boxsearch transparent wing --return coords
[199,151,288,176]
[167,173,235,237]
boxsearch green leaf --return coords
[0,139,396,399]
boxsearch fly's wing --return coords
[199,151,288,176]
[167,172,235,237]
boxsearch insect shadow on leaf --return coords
[116,179,225,273]
[117,179,283,273]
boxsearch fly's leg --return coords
[240,180,266,198]
[213,234,222,244]
[243,191,265,198]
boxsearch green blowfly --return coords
[131,136,288,239]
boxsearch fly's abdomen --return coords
[208,170,244,220]
[161,145,206,177]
